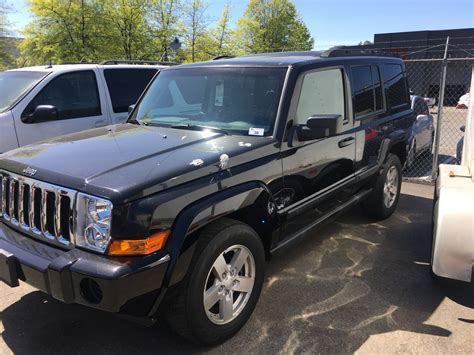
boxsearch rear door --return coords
[351,62,388,173]
[353,61,411,175]
[101,68,159,124]
[12,68,110,147]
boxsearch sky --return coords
[6,0,474,48]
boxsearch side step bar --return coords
[270,188,372,255]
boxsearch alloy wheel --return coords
[203,244,255,325]
[383,166,399,208]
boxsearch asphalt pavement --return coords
[0,182,473,354]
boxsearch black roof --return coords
[173,47,401,69]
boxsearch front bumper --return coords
[0,222,170,314]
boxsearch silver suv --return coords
[0,61,171,153]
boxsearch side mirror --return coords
[460,125,465,133]
[292,114,340,143]
[22,105,59,124]
[128,104,136,114]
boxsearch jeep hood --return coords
[0,124,277,203]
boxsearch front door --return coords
[278,66,356,240]
[12,69,110,147]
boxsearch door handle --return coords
[338,137,355,148]
[95,119,107,127]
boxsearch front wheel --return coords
[166,218,265,345]
[363,153,402,220]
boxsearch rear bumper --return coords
[0,222,170,314]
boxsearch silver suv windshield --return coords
[0,71,48,112]
[132,67,287,136]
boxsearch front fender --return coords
[162,181,273,288]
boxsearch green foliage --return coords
[148,0,184,61]
[18,0,315,66]
[237,0,313,54]
[104,0,153,60]
[208,2,235,57]
[181,0,209,62]
[19,0,109,65]
[0,0,14,69]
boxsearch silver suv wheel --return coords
[383,165,399,208]
[203,244,255,325]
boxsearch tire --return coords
[166,218,265,345]
[363,153,402,220]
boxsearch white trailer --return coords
[432,67,474,282]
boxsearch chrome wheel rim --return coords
[383,166,399,208]
[203,244,255,325]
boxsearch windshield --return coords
[0,71,48,112]
[132,67,287,136]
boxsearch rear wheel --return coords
[363,153,402,220]
[166,218,265,345]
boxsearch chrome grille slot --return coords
[0,170,77,249]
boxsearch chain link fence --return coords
[402,57,473,182]
[360,37,474,183]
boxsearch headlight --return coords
[76,193,113,253]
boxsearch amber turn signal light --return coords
[107,229,170,256]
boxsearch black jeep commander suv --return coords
[0,48,413,344]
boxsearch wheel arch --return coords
[387,130,408,167]
[164,181,277,289]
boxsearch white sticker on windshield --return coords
[249,128,264,136]
[215,81,224,107]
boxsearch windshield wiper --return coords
[170,124,229,135]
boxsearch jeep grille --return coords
[0,170,76,248]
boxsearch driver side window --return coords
[22,70,101,121]
[295,68,345,125]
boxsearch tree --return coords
[236,0,313,54]
[104,0,152,60]
[0,0,14,69]
[182,0,208,62]
[213,2,232,56]
[358,40,373,46]
[19,0,110,65]
[148,0,183,61]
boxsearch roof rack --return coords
[240,51,322,58]
[212,55,236,60]
[320,46,399,58]
[99,59,179,66]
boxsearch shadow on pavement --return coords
[1,191,472,354]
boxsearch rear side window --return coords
[104,68,158,113]
[382,64,409,109]
[351,65,384,118]
[22,70,101,120]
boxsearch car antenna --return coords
[45,60,52,69]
